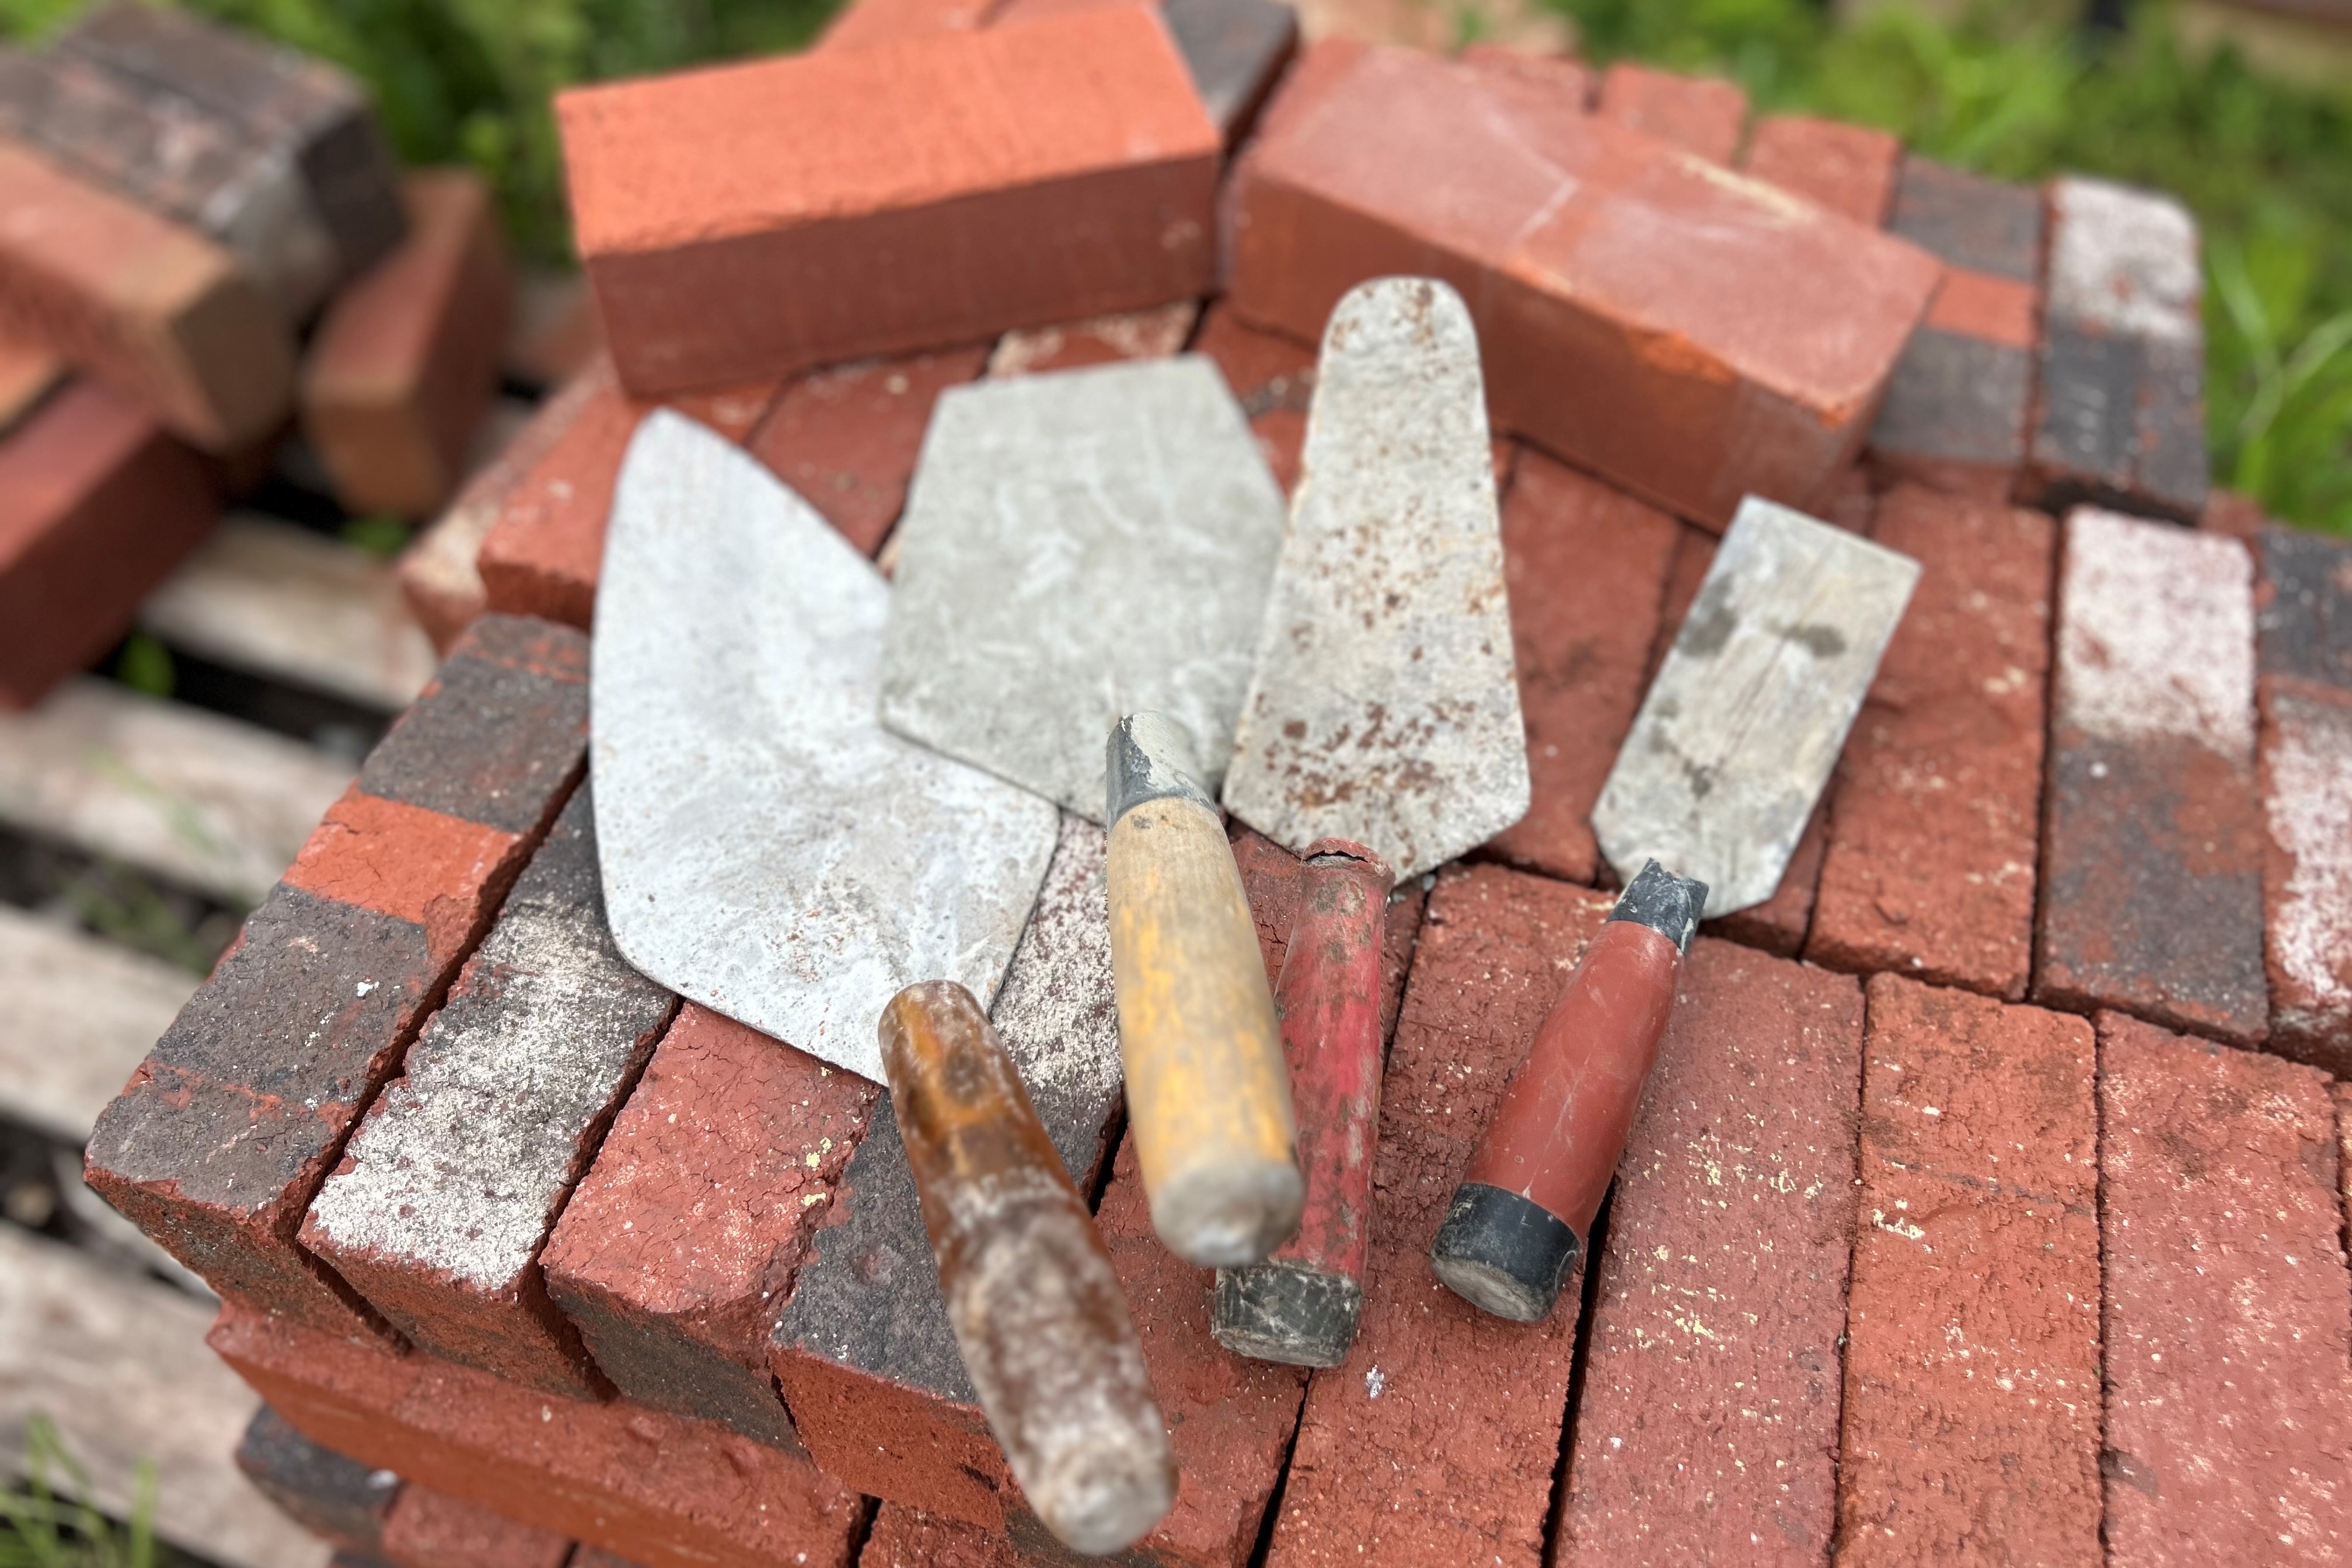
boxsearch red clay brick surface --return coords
[1557,940,1864,1567]
[985,302,1198,378]
[542,1004,879,1450]
[1267,866,1610,1568]
[1809,487,2051,997]
[1192,304,1315,493]
[282,788,528,967]
[1740,113,1900,226]
[1484,450,1677,885]
[1594,61,1747,165]
[0,378,216,710]
[560,7,1219,395]
[476,374,644,628]
[381,1485,573,1568]
[1838,976,2101,1568]
[2099,1012,2351,1567]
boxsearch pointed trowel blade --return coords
[1220,277,1530,881]
[592,410,1060,1084]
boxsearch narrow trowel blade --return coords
[1592,496,1921,917]
[877,355,1289,820]
[592,410,1060,1084]
[1220,277,1530,881]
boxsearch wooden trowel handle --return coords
[1105,714,1303,1269]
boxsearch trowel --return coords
[1212,276,1531,1364]
[591,410,1060,1086]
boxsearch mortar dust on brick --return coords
[1837,975,2101,1568]
[210,1307,868,1568]
[1555,939,1863,1567]
[301,785,678,1396]
[1809,486,2052,998]
[1266,865,1610,1568]
[2098,1012,2351,1568]
[2037,508,2267,1044]
[542,1003,880,1451]
[2261,689,2352,1071]
[986,302,1199,379]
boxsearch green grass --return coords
[0,1417,164,1568]
[2,0,2345,530]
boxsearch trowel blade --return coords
[1592,495,1921,917]
[592,410,1060,1084]
[1220,277,1530,881]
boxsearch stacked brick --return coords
[68,14,2352,1568]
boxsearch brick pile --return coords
[78,6,2352,1567]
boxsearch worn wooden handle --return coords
[1105,715,1301,1268]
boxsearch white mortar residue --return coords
[2058,509,2255,761]
[2047,176,2202,345]
[2266,694,2352,1021]
[989,814,1121,1106]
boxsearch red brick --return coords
[818,0,1001,51]
[0,140,293,449]
[400,359,615,652]
[2037,508,2267,1044]
[1594,61,1746,165]
[2260,689,2352,1073]
[2201,487,2267,545]
[1266,865,1610,1568]
[985,301,1198,378]
[1837,975,2100,1568]
[302,169,513,518]
[542,1004,879,1450]
[0,334,61,435]
[0,378,215,710]
[743,345,988,557]
[1458,43,1592,103]
[1192,303,1314,493]
[560,8,1219,397]
[860,1506,1018,1566]
[2257,521,2352,701]
[1739,113,1900,226]
[1557,940,1862,1566]
[235,1404,402,1556]
[2098,1011,2351,1568]
[476,373,644,629]
[210,1307,868,1568]
[282,788,528,968]
[1227,44,1938,530]
[301,787,676,1396]
[381,1485,571,1568]
[1808,487,2051,997]
[570,1552,650,1568]
[1482,450,1676,883]
[86,615,589,1333]
[1159,0,1300,143]
[505,271,604,392]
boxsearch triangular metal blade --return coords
[592,410,1060,1084]
[877,355,1289,820]
[1592,496,1921,916]
[1220,277,1530,881]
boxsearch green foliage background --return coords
[1,0,2347,530]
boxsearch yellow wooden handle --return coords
[1105,716,1300,1267]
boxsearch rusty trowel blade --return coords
[1592,495,1920,917]
[1220,277,1530,881]
[591,410,1060,1085]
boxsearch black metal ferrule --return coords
[1210,1262,1365,1369]
[1428,1182,1582,1323]
[1105,711,1216,825]
[1606,859,1708,955]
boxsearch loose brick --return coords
[1594,61,1746,165]
[381,1485,572,1568]
[818,0,1000,51]
[400,359,614,652]
[1161,0,1299,142]
[235,1404,402,1556]
[1739,113,1900,226]
[302,785,676,1395]
[2098,1012,2352,1568]
[1193,303,1314,492]
[1838,975,2101,1568]
[57,1,409,277]
[0,46,339,317]
[771,815,1127,1528]
[985,302,1198,378]
[1868,158,2042,501]
[1266,865,1610,1568]
[2260,689,2352,1071]
[743,345,988,557]
[506,271,603,391]
[0,334,60,434]
[0,378,215,710]
[2037,508,2267,1043]
[1809,486,2052,997]
[2258,522,2352,701]
[1557,940,1863,1566]
[860,1506,1018,1566]
[1226,43,1939,529]
[303,169,513,518]
[210,1307,868,1568]
[2029,176,2208,521]
[1482,449,1677,884]
[475,373,644,628]
[542,1004,880,1451]
[560,8,1218,397]
[0,140,294,449]
[86,614,588,1333]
